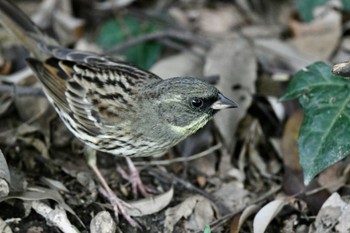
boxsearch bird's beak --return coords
[211,93,238,110]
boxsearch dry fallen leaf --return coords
[212,181,250,213]
[164,195,215,233]
[31,201,79,233]
[289,5,341,59]
[40,177,70,193]
[0,186,82,225]
[253,199,288,233]
[254,38,315,73]
[315,192,350,232]
[184,196,215,231]
[230,204,260,233]
[204,34,256,152]
[90,211,116,233]
[126,186,173,217]
[281,111,303,172]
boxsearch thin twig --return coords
[0,84,44,96]
[105,29,211,55]
[209,185,281,231]
[159,38,205,58]
[133,143,222,166]
[148,168,232,216]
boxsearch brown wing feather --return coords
[26,58,69,113]
[26,50,162,136]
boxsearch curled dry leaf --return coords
[315,192,350,232]
[253,199,288,233]
[204,34,256,152]
[40,177,70,193]
[184,196,215,231]
[126,186,173,217]
[0,186,82,225]
[230,204,260,233]
[238,204,260,231]
[164,195,215,233]
[31,201,80,233]
[90,211,116,233]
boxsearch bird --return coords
[0,0,238,226]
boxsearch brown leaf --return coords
[204,34,256,152]
[126,187,174,217]
[164,195,215,233]
[315,192,350,232]
[253,199,288,233]
[289,6,341,59]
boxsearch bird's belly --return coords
[57,109,176,157]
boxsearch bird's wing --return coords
[26,47,162,136]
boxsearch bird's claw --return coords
[99,187,140,227]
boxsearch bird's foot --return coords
[99,187,140,227]
[117,157,155,199]
[85,149,140,227]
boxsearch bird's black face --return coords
[188,95,218,114]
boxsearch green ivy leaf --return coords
[281,62,350,184]
[96,17,162,69]
[203,225,211,233]
[296,0,327,22]
[342,0,350,11]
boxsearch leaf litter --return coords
[0,0,350,232]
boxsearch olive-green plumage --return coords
[0,0,238,158]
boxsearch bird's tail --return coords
[0,0,58,60]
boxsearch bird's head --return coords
[140,77,237,138]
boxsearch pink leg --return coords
[86,149,139,227]
[117,157,154,199]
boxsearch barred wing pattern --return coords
[27,46,162,155]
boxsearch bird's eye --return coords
[191,98,203,108]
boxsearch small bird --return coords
[0,0,237,226]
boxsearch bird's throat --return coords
[169,114,211,138]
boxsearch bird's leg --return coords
[85,147,139,227]
[117,157,154,199]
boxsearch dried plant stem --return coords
[133,143,222,166]
[105,29,211,55]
